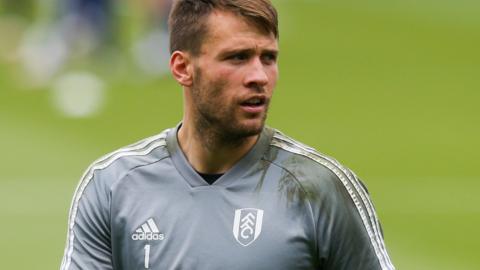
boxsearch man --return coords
[60,0,395,269]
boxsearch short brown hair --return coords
[168,0,278,56]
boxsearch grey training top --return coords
[60,125,395,270]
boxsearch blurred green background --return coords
[1,0,479,269]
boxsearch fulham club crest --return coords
[233,208,264,246]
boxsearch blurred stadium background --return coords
[1,0,479,269]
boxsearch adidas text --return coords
[132,232,165,241]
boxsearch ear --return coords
[170,51,193,87]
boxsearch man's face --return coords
[189,11,279,141]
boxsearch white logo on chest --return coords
[132,218,165,241]
[233,208,264,246]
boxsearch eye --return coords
[261,53,277,65]
[227,52,249,63]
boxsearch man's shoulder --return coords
[265,128,359,195]
[81,128,172,187]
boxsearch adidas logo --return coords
[131,218,165,241]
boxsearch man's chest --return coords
[110,186,317,270]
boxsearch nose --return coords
[244,58,269,91]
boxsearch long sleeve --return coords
[315,171,395,270]
[60,170,113,270]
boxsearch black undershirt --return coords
[197,172,224,185]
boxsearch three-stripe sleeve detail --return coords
[60,130,169,270]
[271,132,395,270]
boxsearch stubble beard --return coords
[190,67,269,149]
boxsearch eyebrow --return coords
[217,48,279,59]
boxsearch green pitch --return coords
[1,0,479,269]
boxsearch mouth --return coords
[241,96,266,106]
[240,96,267,114]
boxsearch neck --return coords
[177,121,259,174]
